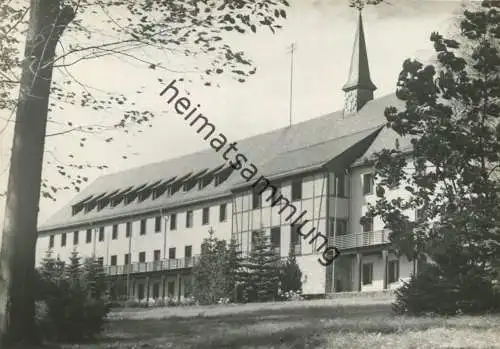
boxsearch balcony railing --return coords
[334,230,390,250]
[104,256,200,276]
[103,231,389,276]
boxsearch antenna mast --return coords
[287,42,296,127]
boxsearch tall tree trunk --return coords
[0,1,74,346]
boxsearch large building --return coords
[37,13,417,300]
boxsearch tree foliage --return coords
[35,250,110,342]
[278,247,302,297]
[0,0,290,200]
[238,229,281,303]
[366,0,500,315]
[192,228,241,305]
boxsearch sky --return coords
[0,0,467,229]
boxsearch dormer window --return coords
[71,195,93,216]
[153,184,170,199]
[72,204,84,216]
[83,193,106,213]
[96,190,118,211]
[109,187,133,207]
[124,184,146,205]
[138,181,161,202]
[183,179,197,192]
[215,167,233,186]
[199,174,214,189]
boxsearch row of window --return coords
[135,277,192,300]
[107,245,193,266]
[250,172,371,211]
[361,259,399,285]
[49,204,228,249]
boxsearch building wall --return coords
[36,197,232,266]
[36,159,420,297]
[232,172,329,294]
[349,160,417,235]
[359,253,413,292]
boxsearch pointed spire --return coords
[343,11,377,114]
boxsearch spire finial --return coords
[342,3,377,115]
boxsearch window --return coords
[388,260,400,283]
[61,233,66,247]
[202,207,209,225]
[270,227,281,254]
[154,249,161,261]
[186,211,193,228]
[362,217,373,233]
[363,173,374,195]
[140,219,147,235]
[290,225,301,255]
[170,214,177,230]
[334,173,346,197]
[98,227,104,241]
[219,203,227,222]
[97,257,104,266]
[124,253,130,265]
[152,283,160,299]
[138,284,145,300]
[73,231,79,245]
[126,222,132,238]
[169,247,176,259]
[185,245,192,258]
[291,180,302,201]
[252,190,261,209]
[110,255,117,266]
[251,230,259,251]
[138,252,146,263]
[167,281,175,297]
[112,224,118,239]
[49,235,54,249]
[329,219,348,236]
[155,216,162,232]
[184,277,193,298]
[362,263,373,285]
[86,229,92,243]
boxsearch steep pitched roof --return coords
[39,93,402,233]
[342,12,377,93]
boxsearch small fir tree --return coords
[82,257,107,300]
[239,229,281,303]
[192,228,232,305]
[279,247,303,297]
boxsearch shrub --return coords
[36,250,111,342]
[393,263,500,316]
[278,249,303,299]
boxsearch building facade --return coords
[36,13,417,300]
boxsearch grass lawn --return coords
[64,298,500,349]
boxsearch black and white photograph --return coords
[0,0,499,348]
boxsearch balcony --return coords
[334,230,390,250]
[104,256,200,276]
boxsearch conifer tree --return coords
[239,229,281,303]
[82,257,106,300]
[65,250,82,286]
[226,237,244,302]
[192,228,232,305]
